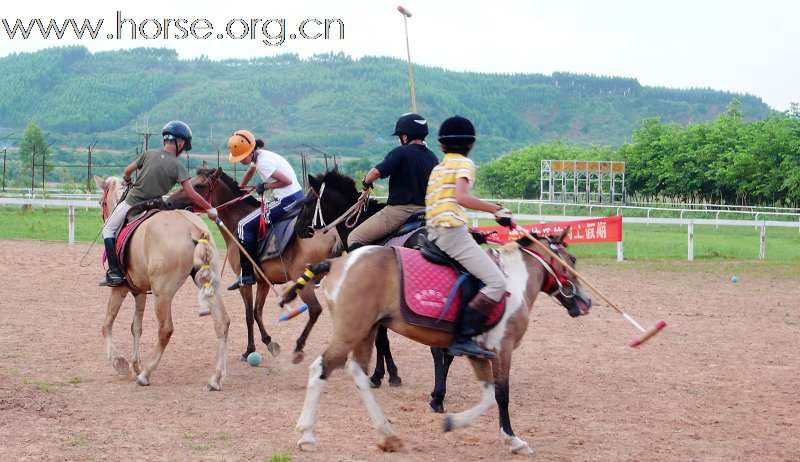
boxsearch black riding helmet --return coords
[438,115,476,146]
[391,113,428,141]
[162,120,193,153]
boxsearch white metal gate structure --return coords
[540,159,625,204]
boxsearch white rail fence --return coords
[3,197,797,261]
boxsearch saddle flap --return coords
[258,215,298,260]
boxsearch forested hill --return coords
[0,46,772,162]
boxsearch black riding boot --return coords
[227,240,259,290]
[448,292,497,359]
[100,237,125,287]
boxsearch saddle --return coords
[379,211,427,248]
[256,198,304,261]
[395,238,507,334]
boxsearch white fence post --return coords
[616,241,624,262]
[759,222,766,260]
[687,221,694,262]
[68,206,75,244]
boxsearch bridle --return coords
[194,173,255,213]
[519,239,576,298]
[309,182,370,233]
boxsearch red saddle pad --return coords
[394,246,505,334]
[111,210,160,271]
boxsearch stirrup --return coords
[99,274,125,287]
[448,339,496,359]
[227,276,256,291]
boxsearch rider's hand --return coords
[206,207,218,222]
[256,182,267,195]
[123,176,133,186]
[494,207,514,228]
[361,179,373,191]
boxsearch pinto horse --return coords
[280,231,592,454]
[167,168,340,363]
[94,176,230,390]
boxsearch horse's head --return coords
[296,168,361,234]
[166,167,259,211]
[522,226,592,318]
[95,175,125,221]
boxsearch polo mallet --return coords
[214,218,273,289]
[514,225,666,347]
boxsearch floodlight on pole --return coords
[397,5,417,113]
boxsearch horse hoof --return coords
[292,351,304,365]
[267,342,281,357]
[429,400,444,414]
[197,307,211,317]
[442,415,454,433]
[207,381,222,392]
[511,440,534,455]
[135,374,150,387]
[377,435,403,452]
[369,377,382,389]
[240,351,255,362]
[297,437,316,451]
[112,356,130,376]
[388,376,402,387]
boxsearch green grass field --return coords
[2,206,798,265]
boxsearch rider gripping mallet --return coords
[512,225,667,347]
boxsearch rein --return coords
[519,244,574,298]
[196,174,255,212]
[320,188,371,233]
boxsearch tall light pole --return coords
[397,5,417,113]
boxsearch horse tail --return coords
[192,232,220,316]
[279,260,331,307]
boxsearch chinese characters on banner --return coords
[475,216,623,244]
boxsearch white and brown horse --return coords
[95,176,230,390]
[280,231,592,454]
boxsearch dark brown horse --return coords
[280,231,592,454]
[168,168,339,363]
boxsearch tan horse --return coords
[95,176,230,390]
[280,230,592,454]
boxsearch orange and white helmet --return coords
[228,129,256,163]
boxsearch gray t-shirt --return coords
[125,149,190,206]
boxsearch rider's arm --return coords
[264,170,292,190]
[180,179,216,219]
[362,167,381,188]
[239,164,257,187]
[122,160,138,182]
[454,177,502,214]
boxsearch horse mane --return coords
[319,168,359,201]
[196,168,260,208]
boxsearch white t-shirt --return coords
[253,149,303,200]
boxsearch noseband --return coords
[519,241,574,298]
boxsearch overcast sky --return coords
[1,0,797,110]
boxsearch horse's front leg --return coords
[130,293,147,375]
[292,285,323,364]
[494,345,533,455]
[369,325,388,388]
[253,280,280,357]
[136,292,175,386]
[238,284,257,361]
[429,347,454,413]
[101,286,130,376]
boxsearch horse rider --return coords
[100,120,218,287]
[226,130,304,289]
[347,113,439,251]
[425,115,514,359]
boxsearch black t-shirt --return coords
[375,143,439,206]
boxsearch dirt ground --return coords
[1,240,798,461]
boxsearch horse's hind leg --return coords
[429,347,455,413]
[101,286,129,376]
[292,285,323,364]
[130,293,146,375]
[369,326,388,387]
[443,357,496,432]
[136,293,174,386]
[253,281,280,357]
[493,346,533,455]
[349,328,402,452]
[207,291,230,391]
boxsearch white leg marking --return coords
[501,429,535,455]
[446,382,496,430]
[481,250,529,352]
[297,356,326,450]
[347,360,394,437]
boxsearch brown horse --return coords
[94,176,230,390]
[167,168,339,363]
[280,230,592,454]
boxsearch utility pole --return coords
[397,5,417,112]
[137,115,154,152]
[2,148,6,192]
[31,144,36,194]
[87,141,97,191]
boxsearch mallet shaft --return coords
[215,219,272,288]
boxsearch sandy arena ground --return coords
[1,240,798,461]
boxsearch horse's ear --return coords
[93,175,105,190]
[308,174,321,192]
[557,226,571,243]
[213,167,222,178]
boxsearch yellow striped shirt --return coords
[426,153,476,227]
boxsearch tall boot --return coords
[448,292,497,359]
[99,237,125,287]
[227,240,259,290]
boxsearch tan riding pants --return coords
[427,225,507,302]
[347,204,424,248]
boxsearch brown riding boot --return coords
[448,292,497,359]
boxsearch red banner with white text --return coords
[475,215,622,244]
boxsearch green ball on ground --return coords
[247,352,262,367]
